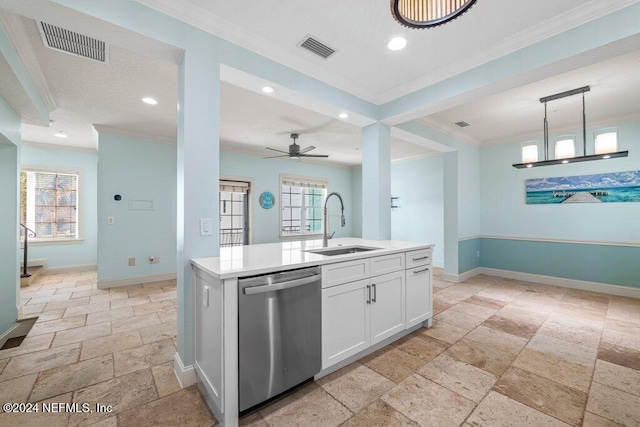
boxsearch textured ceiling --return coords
[140,0,637,103]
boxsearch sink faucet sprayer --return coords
[323,192,346,247]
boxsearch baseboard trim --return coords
[44,264,97,274]
[20,258,47,268]
[442,267,482,283]
[480,267,640,299]
[174,352,197,388]
[97,272,176,289]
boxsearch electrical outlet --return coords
[107,216,114,224]
[128,257,135,266]
[476,250,480,258]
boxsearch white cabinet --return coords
[322,258,370,288]
[370,253,405,277]
[322,278,370,369]
[370,271,405,345]
[405,263,432,328]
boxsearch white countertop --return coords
[192,237,434,279]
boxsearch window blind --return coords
[281,178,327,189]
[220,180,249,194]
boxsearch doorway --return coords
[219,180,250,247]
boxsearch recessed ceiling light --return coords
[387,37,407,51]
[54,131,67,138]
[142,97,158,105]
[339,113,349,119]
[262,86,274,94]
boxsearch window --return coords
[595,130,618,155]
[554,137,575,160]
[521,143,539,163]
[280,176,327,237]
[219,180,249,247]
[21,169,79,241]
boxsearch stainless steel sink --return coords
[305,246,382,256]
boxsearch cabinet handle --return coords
[413,267,430,275]
[412,256,429,262]
[372,283,377,303]
[366,285,371,304]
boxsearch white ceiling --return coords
[1,1,639,161]
[428,50,640,145]
[138,0,638,103]
[220,83,434,166]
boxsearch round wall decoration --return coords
[259,191,275,209]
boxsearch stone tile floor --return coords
[1,269,639,426]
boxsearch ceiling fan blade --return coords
[263,155,290,159]
[299,154,329,158]
[299,145,316,154]
[265,147,290,154]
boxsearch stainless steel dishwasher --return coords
[238,266,321,412]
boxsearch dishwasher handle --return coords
[243,274,319,295]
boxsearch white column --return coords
[443,151,459,277]
[176,49,220,370]
[361,122,391,240]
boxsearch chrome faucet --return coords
[323,192,346,247]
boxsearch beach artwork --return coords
[526,170,640,204]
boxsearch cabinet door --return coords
[322,278,371,369]
[405,265,432,328]
[370,271,405,345]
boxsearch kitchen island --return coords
[189,238,434,426]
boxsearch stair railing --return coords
[20,223,36,278]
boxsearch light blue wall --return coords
[97,132,176,281]
[0,97,20,333]
[481,239,640,288]
[390,155,444,266]
[220,150,355,243]
[21,145,98,268]
[361,123,391,239]
[351,166,362,238]
[481,120,640,242]
[479,119,640,286]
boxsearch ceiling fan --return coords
[264,133,329,160]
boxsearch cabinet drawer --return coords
[370,253,405,277]
[405,248,432,269]
[322,258,370,289]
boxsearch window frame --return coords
[554,135,576,160]
[279,174,328,239]
[594,128,618,155]
[21,165,83,245]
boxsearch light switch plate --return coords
[200,218,213,236]
[107,216,114,224]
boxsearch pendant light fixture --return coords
[390,0,477,29]
[513,86,629,169]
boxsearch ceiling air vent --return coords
[38,22,109,63]
[455,121,470,128]
[298,35,336,60]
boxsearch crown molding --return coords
[378,0,640,104]
[137,0,638,107]
[391,151,442,164]
[0,12,57,112]
[415,117,481,147]
[22,140,97,154]
[135,0,379,104]
[92,124,176,144]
